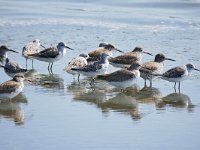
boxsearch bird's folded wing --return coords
[31,47,59,58]
[162,67,185,78]
[109,54,137,64]
[99,70,135,82]
[0,81,20,93]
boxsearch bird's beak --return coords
[114,48,124,53]
[65,46,74,50]
[165,58,175,61]
[8,49,19,53]
[194,68,200,71]
[143,51,153,56]
[141,66,152,70]
[0,65,10,70]
[25,78,32,83]
[40,44,46,49]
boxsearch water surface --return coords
[0,0,200,149]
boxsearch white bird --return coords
[158,64,200,90]
[22,39,45,69]
[0,58,27,77]
[0,45,18,65]
[29,42,73,72]
[71,53,110,85]
[0,74,27,100]
[97,62,141,92]
[65,53,89,81]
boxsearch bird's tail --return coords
[71,68,80,71]
[96,74,107,80]
[152,73,162,76]
[0,65,10,70]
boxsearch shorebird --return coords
[158,64,200,90]
[0,74,27,100]
[96,62,141,92]
[65,53,89,81]
[0,58,28,77]
[109,46,152,68]
[71,53,110,85]
[29,42,73,72]
[0,45,18,64]
[139,53,175,87]
[88,43,124,62]
[22,39,45,69]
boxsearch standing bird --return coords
[0,74,26,100]
[88,43,124,62]
[140,53,175,87]
[22,39,45,69]
[29,42,73,72]
[65,53,89,81]
[109,46,153,68]
[0,45,18,64]
[158,64,200,90]
[71,53,110,85]
[0,58,28,78]
[97,62,141,92]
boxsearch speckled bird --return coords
[109,46,152,68]
[140,53,175,87]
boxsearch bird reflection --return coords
[67,80,88,95]
[24,69,39,78]
[162,92,194,110]
[31,73,64,89]
[72,86,141,120]
[100,93,141,120]
[135,86,164,108]
[0,93,27,125]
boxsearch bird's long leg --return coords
[32,60,34,69]
[178,82,181,91]
[90,78,95,85]
[120,89,125,93]
[174,82,176,89]
[48,63,50,71]
[25,58,28,69]
[150,79,152,87]
[92,78,95,84]
[144,79,147,87]
[77,74,80,82]
[50,62,53,70]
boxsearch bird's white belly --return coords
[0,86,23,100]
[109,78,136,89]
[110,62,126,68]
[162,76,188,82]
[34,54,63,63]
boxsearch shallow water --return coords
[0,0,200,149]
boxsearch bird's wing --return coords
[0,80,20,93]
[5,62,27,73]
[31,47,59,58]
[23,43,38,52]
[162,67,186,78]
[109,54,138,64]
[67,57,87,70]
[142,62,160,72]
[72,62,102,72]
[139,67,153,75]
[97,70,135,82]
[88,48,106,58]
